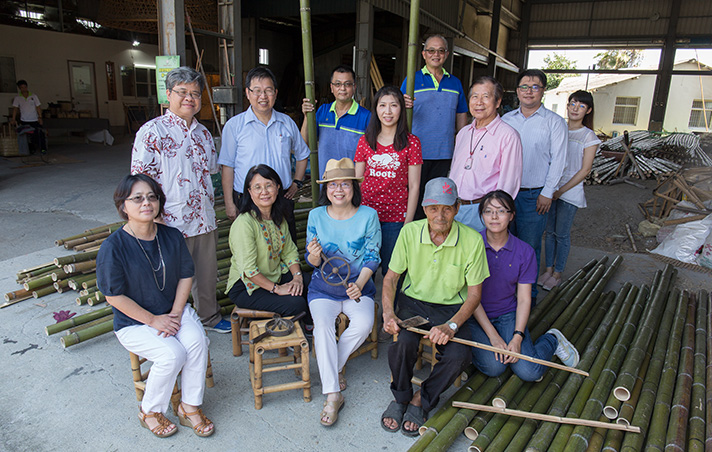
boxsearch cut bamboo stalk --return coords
[67,314,114,334]
[73,238,106,251]
[61,319,113,348]
[63,231,111,249]
[45,306,113,335]
[686,290,706,452]
[614,334,655,426]
[464,411,496,442]
[404,0,420,130]
[452,402,641,433]
[1,291,34,308]
[87,292,105,306]
[54,249,99,267]
[33,286,57,298]
[63,260,96,274]
[416,373,483,436]
[55,222,123,246]
[468,384,531,449]
[300,1,319,206]
[23,273,56,291]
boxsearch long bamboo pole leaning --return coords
[299,0,319,207]
[185,10,221,137]
[452,402,641,433]
[404,0,420,130]
[686,290,706,452]
[406,327,588,376]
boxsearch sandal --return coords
[381,400,407,433]
[138,409,177,438]
[320,395,345,427]
[338,371,347,391]
[401,403,425,437]
[177,403,214,437]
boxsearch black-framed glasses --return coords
[424,48,447,56]
[247,87,276,97]
[126,194,159,204]
[517,85,542,93]
[170,89,202,99]
[331,82,354,88]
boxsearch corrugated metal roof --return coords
[372,0,460,31]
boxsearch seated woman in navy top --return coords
[96,174,214,438]
[468,190,579,381]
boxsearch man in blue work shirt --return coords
[219,66,310,242]
[301,65,371,178]
[401,34,468,219]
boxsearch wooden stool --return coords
[248,318,311,409]
[392,333,462,388]
[336,302,379,361]
[129,351,215,413]
[230,307,278,357]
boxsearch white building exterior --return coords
[543,60,712,135]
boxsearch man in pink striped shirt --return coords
[449,76,522,231]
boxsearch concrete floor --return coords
[1,139,709,451]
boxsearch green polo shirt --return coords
[389,219,489,305]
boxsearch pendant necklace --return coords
[127,224,166,291]
[465,126,487,170]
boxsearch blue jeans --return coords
[454,203,485,232]
[380,222,403,276]
[468,311,557,382]
[545,199,578,273]
[513,188,548,300]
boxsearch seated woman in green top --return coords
[226,164,311,325]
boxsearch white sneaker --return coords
[547,328,580,367]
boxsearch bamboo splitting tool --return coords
[452,401,641,433]
[407,327,589,376]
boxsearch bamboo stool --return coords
[230,307,278,357]
[335,302,379,361]
[129,351,215,414]
[392,333,462,388]
[248,318,311,409]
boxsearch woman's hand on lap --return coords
[346,282,361,300]
[504,335,522,364]
[489,333,509,363]
[150,313,181,337]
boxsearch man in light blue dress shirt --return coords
[502,69,567,301]
[219,66,310,242]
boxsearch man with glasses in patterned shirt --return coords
[300,65,371,178]
[502,69,567,302]
[401,34,468,219]
[219,66,310,242]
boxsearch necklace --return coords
[465,126,487,170]
[126,224,166,291]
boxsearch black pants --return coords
[228,272,312,325]
[388,294,471,413]
[19,121,47,153]
[233,189,297,244]
[414,159,452,220]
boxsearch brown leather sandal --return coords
[177,403,214,437]
[320,395,345,427]
[138,409,177,438]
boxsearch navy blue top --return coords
[96,224,195,331]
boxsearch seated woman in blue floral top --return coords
[305,158,381,427]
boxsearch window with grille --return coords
[612,97,640,125]
[688,99,712,129]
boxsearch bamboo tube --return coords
[662,292,696,451]
[53,249,99,267]
[33,286,57,298]
[23,273,56,291]
[468,384,531,449]
[686,290,706,452]
[53,279,70,293]
[586,415,612,452]
[632,290,688,451]
[615,334,655,426]
[76,292,95,305]
[63,260,96,274]
[613,265,674,401]
[416,373,482,436]
[298,0,319,206]
[63,231,111,249]
[705,290,712,452]
[51,268,79,282]
[16,263,56,280]
[404,0,420,130]
[67,315,114,334]
[55,222,124,246]
[73,238,106,251]
[45,306,113,335]
[68,274,95,290]
[464,411,496,442]
[525,284,635,450]
[61,319,113,348]
[81,279,97,290]
[87,292,105,306]
[453,402,641,433]
[601,425,625,452]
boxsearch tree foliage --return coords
[594,49,643,69]
[543,53,577,90]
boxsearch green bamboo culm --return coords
[615,332,656,427]
[404,0,420,131]
[45,306,113,335]
[704,290,711,452]
[298,0,320,206]
[61,319,113,348]
[686,290,706,452]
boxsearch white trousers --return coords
[310,296,374,394]
[115,305,210,414]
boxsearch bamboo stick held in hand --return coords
[404,0,420,130]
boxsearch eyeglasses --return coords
[517,85,543,93]
[170,89,202,99]
[126,194,159,204]
[483,208,511,217]
[424,48,447,56]
[247,87,276,97]
[331,82,354,88]
[249,183,277,193]
[568,101,589,110]
[327,182,352,191]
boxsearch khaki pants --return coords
[184,230,221,327]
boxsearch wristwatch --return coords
[514,330,526,339]
[447,322,458,333]
[294,179,304,189]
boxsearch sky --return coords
[528,48,712,70]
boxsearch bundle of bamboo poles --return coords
[585,153,681,185]
[406,262,711,452]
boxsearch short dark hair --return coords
[568,90,595,130]
[318,180,362,208]
[246,66,278,90]
[165,66,205,92]
[365,85,410,152]
[516,69,547,88]
[16,80,27,87]
[238,164,289,226]
[478,190,516,219]
[331,65,356,82]
[469,76,504,102]
[113,174,166,220]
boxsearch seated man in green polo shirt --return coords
[380,177,489,436]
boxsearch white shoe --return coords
[547,328,580,367]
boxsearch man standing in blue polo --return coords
[301,65,371,178]
[401,34,468,219]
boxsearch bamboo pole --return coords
[55,222,124,246]
[45,306,113,335]
[67,314,114,334]
[686,290,706,452]
[185,11,221,137]
[23,273,55,291]
[73,238,106,251]
[705,290,712,452]
[63,231,111,249]
[404,0,420,130]
[615,335,655,426]
[415,373,483,437]
[468,383,531,449]
[54,249,99,266]
[299,0,319,207]
[452,402,641,433]
[61,319,113,348]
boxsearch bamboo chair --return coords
[230,307,279,357]
[335,302,379,361]
[129,350,215,414]
[391,333,462,388]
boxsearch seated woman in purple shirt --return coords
[468,190,579,381]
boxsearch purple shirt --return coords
[479,232,537,319]
[450,115,522,201]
